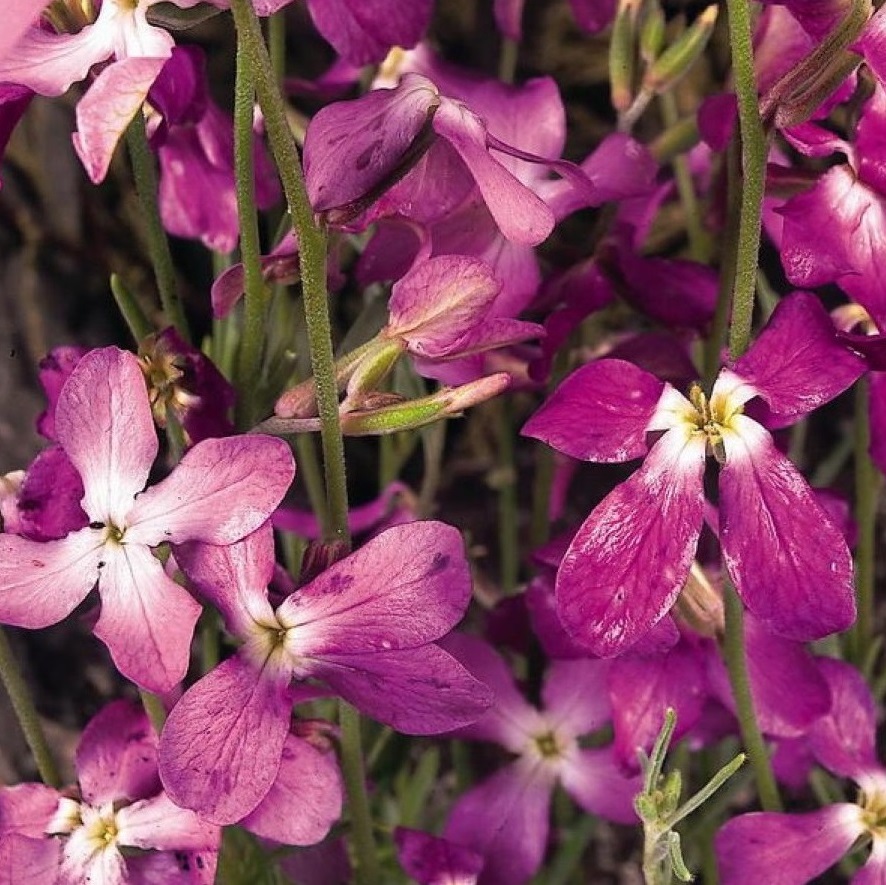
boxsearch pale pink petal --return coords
[277,521,471,654]
[0,528,103,628]
[76,700,159,806]
[158,655,292,824]
[0,22,112,96]
[560,746,641,823]
[719,416,856,640]
[93,543,202,693]
[432,99,554,245]
[541,658,611,737]
[810,657,879,779]
[0,784,59,837]
[72,57,168,184]
[0,833,59,885]
[123,851,216,885]
[240,735,342,845]
[441,632,543,752]
[54,347,155,526]
[125,435,294,546]
[116,793,218,852]
[556,429,707,656]
[0,1,51,65]
[715,806,864,885]
[444,760,554,885]
[313,644,493,734]
[727,292,865,426]
[522,359,666,462]
[174,523,276,638]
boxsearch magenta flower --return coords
[442,633,640,885]
[0,346,295,692]
[158,520,492,824]
[716,658,886,884]
[523,292,865,655]
[395,827,484,885]
[0,700,219,885]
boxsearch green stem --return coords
[139,689,167,733]
[233,33,268,430]
[0,627,60,787]
[110,273,153,342]
[125,113,190,343]
[294,433,330,531]
[268,9,286,84]
[201,607,221,675]
[529,444,555,549]
[230,0,349,545]
[498,35,519,84]
[338,702,381,885]
[849,378,880,664]
[722,585,782,811]
[725,0,767,361]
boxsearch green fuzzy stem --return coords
[230,0,349,546]
[125,113,190,343]
[233,33,269,430]
[139,689,167,733]
[338,702,381,885]
[0,627,60,787]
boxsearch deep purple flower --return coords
[395,827,484,885]
[0,700,219,884]
[158,521,492,824]
[522,292,864,655]
[0,347,295,692]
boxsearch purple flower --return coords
[0,700,219,885]
[716,658,886,884]
[441,633,640,885]
[0,347,295,692]
[158,520,492,824]
[522,292,865,655]
[395,827,484,885]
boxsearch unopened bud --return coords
[639,1,666,66]
[675,562,725,637]
[643,6,718,95]
[610,0,642,113]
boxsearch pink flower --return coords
[0,347,294,692]
[0,700,219,885]
[522,292,865,655]
[158,520,492,824]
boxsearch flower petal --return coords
[0,833,60,885]
[126,435,294,546]
[116,793,218,852]
[522,359,667,462]
[715,806,863,885]
[719,416,856,640]
[556,429,706,656]
[76,700,159,806]
[541,658,611,737]
[314,644,493,734]
[277,521,472,654]
[54,347,156,527]
[72,57,168,185]
[443,760,554,885]
[93,544,202,693]
[559,746,641,823]
[0,529,103,628]
[0,784,60,838]
[158,655,291,824]
[726,292,865,426]
[394,827,484,885]
[239,735,342,845]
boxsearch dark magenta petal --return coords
[720,417,856,640]
[729,292,865,425]
[159,655,292,824]
[809,658,879,779]
[35,346,88,441]
[542,658,611,736]
[304,73,438,220]
[75,700,160,806]
[522,359,666,463]
[706,614,831,738]
[569,0,617,33]
[556,429,706,656]
[306,0,432,66]
[14,447,87,541]
[240,735,342,845]
[443,761,554,885]
[559,747,641,824]
[772,737,815,790]
[278,521,472,654]
[394,827,483,885]
[715,807,863,885]
[608,640,709,771]
[314,644,493,734]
